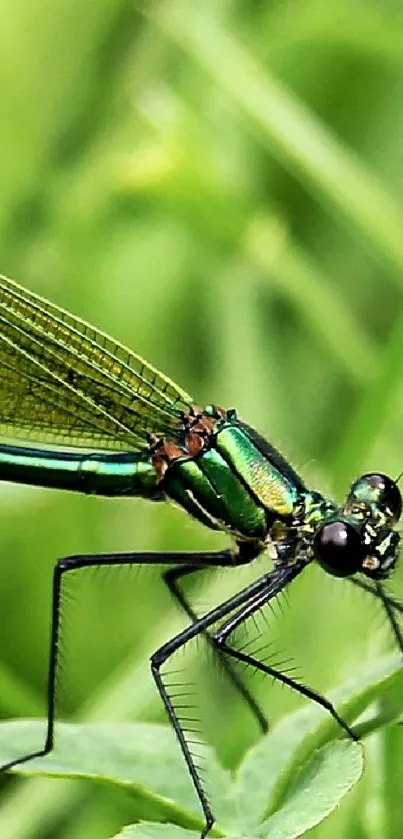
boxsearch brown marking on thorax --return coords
[150,404,226,483]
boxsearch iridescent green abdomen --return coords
[0,445,159,499]
[163,413,303,541]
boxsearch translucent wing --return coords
[0,275,193,451]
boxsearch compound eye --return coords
[350,473,402,523]
[361,472,402,522]
[313,520,363,577]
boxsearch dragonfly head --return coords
[313,473,402,580]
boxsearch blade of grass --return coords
[152,1,403,285]
[332,306,403,487]
[244,213,378,385]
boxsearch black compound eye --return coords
[349,473,402,523]
[313,520,364,578]
[363,473,402,522]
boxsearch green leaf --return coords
[111,824,200,838]
[2,652,401,838]
[0,722,223,833]
[229,651,402,835]
[108,740,362,839]
[258,739,363,839]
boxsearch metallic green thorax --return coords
[164,414,302,541]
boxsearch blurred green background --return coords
[1,0,403,837]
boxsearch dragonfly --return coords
[0,273,402,837]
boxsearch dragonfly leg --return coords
[1,550,301,837]
[163,564,268,733]
[348,577,403,652]
[0,546,237,772]
[373,581,403,653]
[212,579,357,742]
[349,577,403,613]
[151,562,301,837]
[0,553,69,771]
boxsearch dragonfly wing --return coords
[0,275,193,451]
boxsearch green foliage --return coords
[3,654,403,837]
[0,1,403,839]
